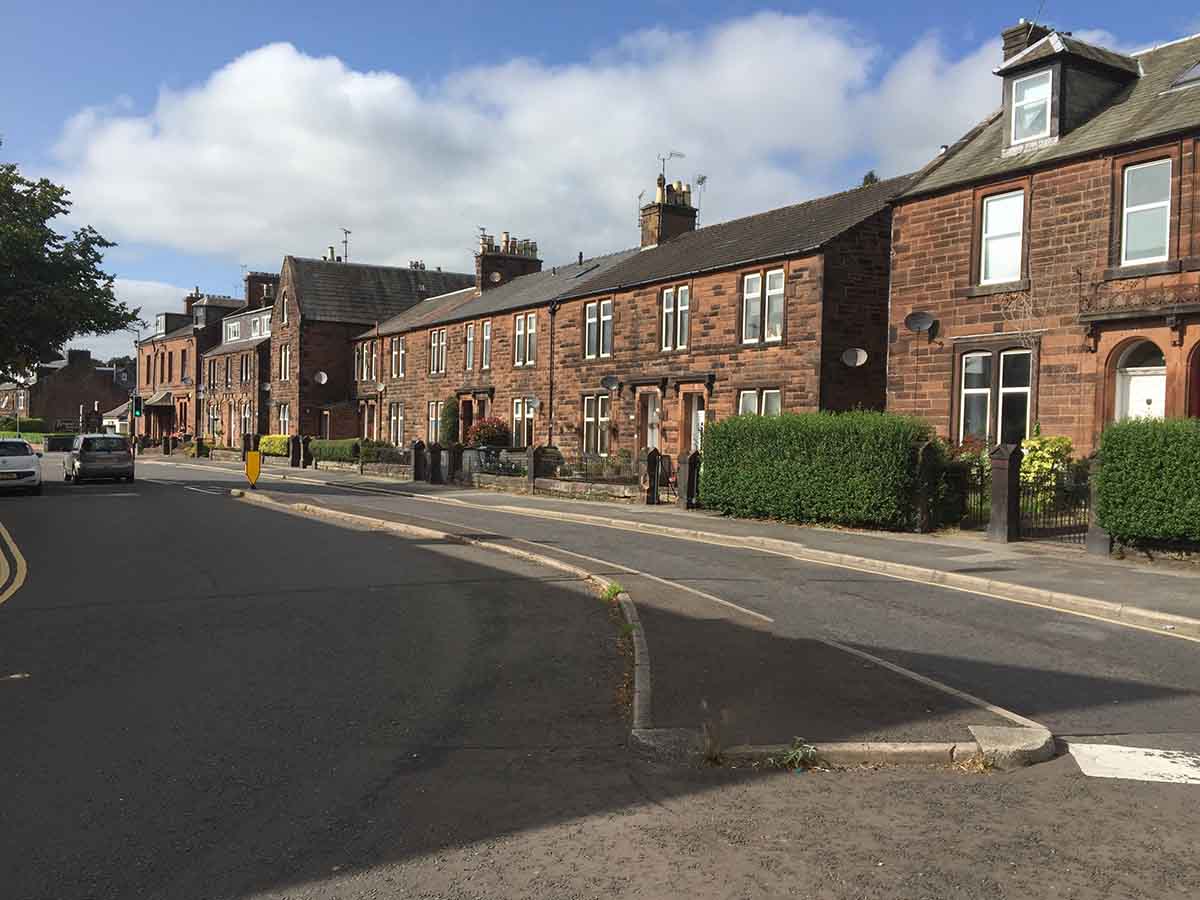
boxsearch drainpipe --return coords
[547,300,559,445]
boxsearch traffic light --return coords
[133,396,143,418]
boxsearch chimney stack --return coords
[475,229,542,291]
[1001,18,1052,61]
[639,173,698,249]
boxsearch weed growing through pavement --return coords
[600,582,624,603]
[767,737,820,770]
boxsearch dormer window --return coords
[1011,70,1052,144]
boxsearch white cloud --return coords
[50,12,1007,275]
[69,278,191,362]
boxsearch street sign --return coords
[245,450,261,489]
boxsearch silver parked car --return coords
[64,434,135,484]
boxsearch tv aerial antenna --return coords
[658,150,686,178]
[339,227,352,263]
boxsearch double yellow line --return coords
[0,522,28,606]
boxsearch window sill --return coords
[964,279,1030,298]
[1103,260,1181,280]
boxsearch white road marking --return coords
[184,486,222,495]
[2,672,31,681]
[1067,742,1200,784]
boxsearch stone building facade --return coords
[0,350,131,430]
[887,24,1200,454]
[351,174,907,462]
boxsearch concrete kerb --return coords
[226,488,1066,771]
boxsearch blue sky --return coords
[3,1,1198,359]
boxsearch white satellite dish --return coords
[841,348,869,367]
[314,371,328,385]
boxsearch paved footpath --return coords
[140,456,1200,783]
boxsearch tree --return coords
[0,154,139,382]
[861,170,880,186]
[438,396,459,445]
[105,354,134,369]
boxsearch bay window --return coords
[957,347,1033,445]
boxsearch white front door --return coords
[691,402,706,453]
[1118,368,1166,420]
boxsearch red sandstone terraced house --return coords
[888,21,1200,453]
[269,251,474,438]
[351,172,912,462]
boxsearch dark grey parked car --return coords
[64,434,135,484]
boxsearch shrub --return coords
[439,397,459,446]
[1020,434,1074,494]
[258,434,290,457]
[465,416,511,447]
[1097,418,1200,543]
[311,437,360,463]
[698,411,939,530]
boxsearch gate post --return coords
[987,443,1023,543]
[1085,453,1112,556]
[300,435,311,468]
[288,434,301,468]
[428,442,444,484]
[526,444,539,489]
[411,440,427,481]
[644,448,660,505]
[677,450,701,510]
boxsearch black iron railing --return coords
[1018,467,1090,544]
[553,450,638,484]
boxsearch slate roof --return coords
[138,324,195,346]
[287,257,475,326]
[202,334,271,357]
[558,175,917,300]
[905,32,1200,198]
[997,32,1140,76]
[103,401,130,419]
[358,249,640,339]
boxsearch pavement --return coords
[4,456,1200,899]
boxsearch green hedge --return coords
[311,437,360,462]
[0,417,48,433]
[361,440,407,464]
[699,411,941,530]
[258,434,290,457]
[1097,418,1200,543]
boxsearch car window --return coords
[0,441,32,457]
[82,437,129,452]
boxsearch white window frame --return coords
[251,317,261,337]
[281,343,291,381]
[764,269,784,343]
[482,321,492,369]
[958,351,992,444]
[389,401,403,445]
[512,398,524,447]
[399,337,407,377]
[980,190,1025,286]
[676,285,689,350]
[525,312,536,365]
[439,330,447,374]
[514,315,526,366]
[280,295,288,325]
[226,320,241,342]
[427,400,441,444]
[390,337,399,378]
[599,299,613,358]
[1011,69,1052,145]
[465,323,475,370]
[279,402,290,435]
[582,394,611,456]
[1121,158,1172,267]
[369,341,377,382]
[761,389,782,416]
[661,288,675,351]
[430,331,437,374]
[742,273,762,344]
[738,390,759,415]
[997,349,1033,444]
[585,302,599,359]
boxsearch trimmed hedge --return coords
[699,411,941,530]
[311,437,360,463]
[1097,418,1200,543]
[258,434,290,457]
[1,416,48,433]
[361,440,407,464]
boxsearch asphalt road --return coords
[136,457,1200,747]
[4,456,1199,900]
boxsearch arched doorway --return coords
[1115,339,1166,420]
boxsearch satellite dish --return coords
[314,371,328,385]
[904,311,935,333]
[841,348,869,367]
[375,383,386,394]
[600,375,619,391]
[528,398,541,411]
[489,271,503,283]
[261,383,271,393]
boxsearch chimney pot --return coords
[578,251,583,265]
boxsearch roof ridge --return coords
[287,254,473,276]
[1132,30,1200,57]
